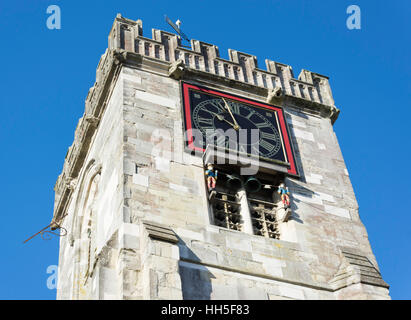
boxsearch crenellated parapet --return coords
[109,14,336,110]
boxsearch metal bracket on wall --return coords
[23,221,67,244]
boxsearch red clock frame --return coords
[181,82,298,177]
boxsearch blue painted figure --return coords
[277,183,290,207]
[205,164,218,191]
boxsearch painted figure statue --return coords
[205,164,218,191]
[277,183,290,207]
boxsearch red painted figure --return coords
[277,183,290,207]
[205,164,218,191]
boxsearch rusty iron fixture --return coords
[23,222,67,244]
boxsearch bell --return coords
[230,214,240,224]
[253,220,263,229]
[215,211,226,221]
[225,174,243,190]
[230,206,239,214]
[244,176,262,193]
[215,203,224,211]
[251,210,261,219]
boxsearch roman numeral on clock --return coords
[260,139,275,151]
[255,122,271,129]
[197,117,214,126]
[209,100,225,112]
[245,110,254,120]
[230,102,241,115]
[260,131,278,141]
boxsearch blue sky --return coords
[0,0,409,299]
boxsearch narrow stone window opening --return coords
[211,191,242,231]
[249,199,279,239]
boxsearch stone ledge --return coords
[329,246,389,290]
[142,221,179,244]
[123,49,338,122]
[180,258,334,293]
[202,144,289,176]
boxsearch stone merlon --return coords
[109,14,337,113]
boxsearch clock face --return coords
[181,82,298,176]
[192,98,282,159]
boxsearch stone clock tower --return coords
[52,14,390,300]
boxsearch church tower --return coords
[52,14,390,299]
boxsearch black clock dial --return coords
[186,89,287,163]
[192,98,282,158]
[182,82,299,176]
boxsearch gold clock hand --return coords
[208,111,237,129]
[215,113,237,128]
[222,97,240,130]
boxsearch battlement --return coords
[108,14,336,108]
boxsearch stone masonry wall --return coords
[53,14,390,300]
[56,74,124,299]
[119,66,389,299]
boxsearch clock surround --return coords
[181,82,298,176]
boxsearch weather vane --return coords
[164,15,191,48]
